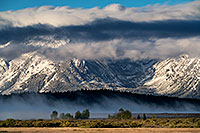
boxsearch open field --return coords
[1,128,200,133]
[1,117,200,128]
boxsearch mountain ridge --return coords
[0,52,200,99]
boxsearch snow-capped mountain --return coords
[0,52,156,95]
[145,55,200,99]
[0,51,200,99]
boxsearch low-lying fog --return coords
[0,90,200,120]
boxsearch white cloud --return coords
[0,1,200,28]
[0,1,200,60]
[35,37,200,60]
[0,35,200,60]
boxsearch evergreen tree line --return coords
[50,109,90,120]
[51,108,147,120]
[137,113,147,120]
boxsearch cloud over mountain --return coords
[0,1,200,27]
[0,1,200,60]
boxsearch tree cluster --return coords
[50,109,90,120]
[50,111,73,120]
[75,109,90,119]
[108,108,132,119]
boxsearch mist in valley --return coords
[1,90,200,120]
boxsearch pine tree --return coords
[119,108,124,113]
[137,114,141,119]
[143,113,147,120]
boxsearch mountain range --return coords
[0,49,200,99]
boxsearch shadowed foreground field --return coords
[1,128,200,133]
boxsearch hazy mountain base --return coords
[1,90,200,120]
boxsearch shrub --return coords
[4,119,16,127]
[15,120,33,127]
[130,121,140,127]
[0,121,6,127]
[197,120,200,128]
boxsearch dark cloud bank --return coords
[0,18,200,60]
[1,18,200,43]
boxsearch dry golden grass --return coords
[1,128,200,133]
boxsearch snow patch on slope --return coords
[145,54,200,98]
[25,35,70,48]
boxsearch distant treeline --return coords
[50,109,90,120]
[1,107,200,128]
[49,108,147,120]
